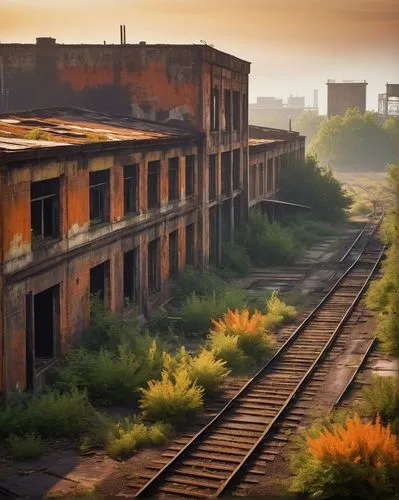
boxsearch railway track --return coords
[134,220,385,498]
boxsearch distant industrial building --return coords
[378,83,399,117]
[326,80,367,117]
[249,92,318,129]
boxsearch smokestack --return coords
[120,25,123,44]
[289,119,292,132]
[313,89,318,110]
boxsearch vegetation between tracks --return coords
[366,164,399,355]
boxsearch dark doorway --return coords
[33,285,59,363]
[90,261,110,303]
[209,206,219,266]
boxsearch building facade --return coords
[0,40,306,395]
[248,126,305,218]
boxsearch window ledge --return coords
[31,236,62,250]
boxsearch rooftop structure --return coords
[326,80,367,117]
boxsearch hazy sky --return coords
[1,0,398,113]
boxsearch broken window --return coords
[185,155,195,197]
[124,164,139,215]
[233,149,240,190]
[186,224,195,266]
[224,89,231,131]
[33,285,59,361]
[123,248,138,304]
[90,170,109,225]
[259,163,264,196]
[148,238,160,293]
[31,178,60,244]
[169,230,179,279]
[211,87,220,131]
[148,161,160,209]
[267,159,273,192]
[168,157,179,202]
[209,154,217,201]
[209,207,219,266]
[221,152,231,196]
[90,261,110,303]
[233,91,240,131]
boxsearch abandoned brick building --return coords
[0,39,305,394]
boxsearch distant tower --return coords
[313,89,318,111]
[326,80,367,117]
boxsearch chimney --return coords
[120,25,123,45]
[289,119,292,132]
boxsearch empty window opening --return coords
[221,199,232,244]
[34,285,59,361]
[124,164,139,215]
[169,230,179,279]
[242,93,247,130]
[168,157,179,202]
[209,206,219,266]
[31,178,60,244]
[186,224,195,266]
[267,159,273,193]
[233,91,240,131]
[224,89,231,131]
[185,155,195,197]
[211,87,220,131]
[90,169,110,225]
[123,248,138,304]
[209,154,217,201]
[259,163,264,196]
[148,161,160,209]
[221,152,231,196]
[90,261,110,303]
[233,149,240,190]
[148,238,160,293]
[234,195,242,233]
[275,160,280,189]
[250,165,257,200]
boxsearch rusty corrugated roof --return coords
[0,107,194,152]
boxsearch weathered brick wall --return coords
[0,141,200,393]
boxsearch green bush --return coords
[55,342,163,405]
[105,419,172,459]
[0,389,96,440]
[83,296,142,352]
[178,289,246,336]
[375,291,399,357]
[140,367,204,424]
[209,332,252,373]
[187,349,230,394]
[237,331,273,364]
[221,242,251,276]
[239,211,300,266]
[279,156,351,222]
[360,376,399,426]
[6,433,44,460]
[174,267,227,303]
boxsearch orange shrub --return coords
[210,308,266,336]
[209,309,274,365]
[307,414,399,468]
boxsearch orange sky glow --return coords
[1,0,398,112]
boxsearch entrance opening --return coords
[33,285,59,363]
[209,206,219,266]
[169,230,179,279]
[221,199,232,244]
[148,238,160,293]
